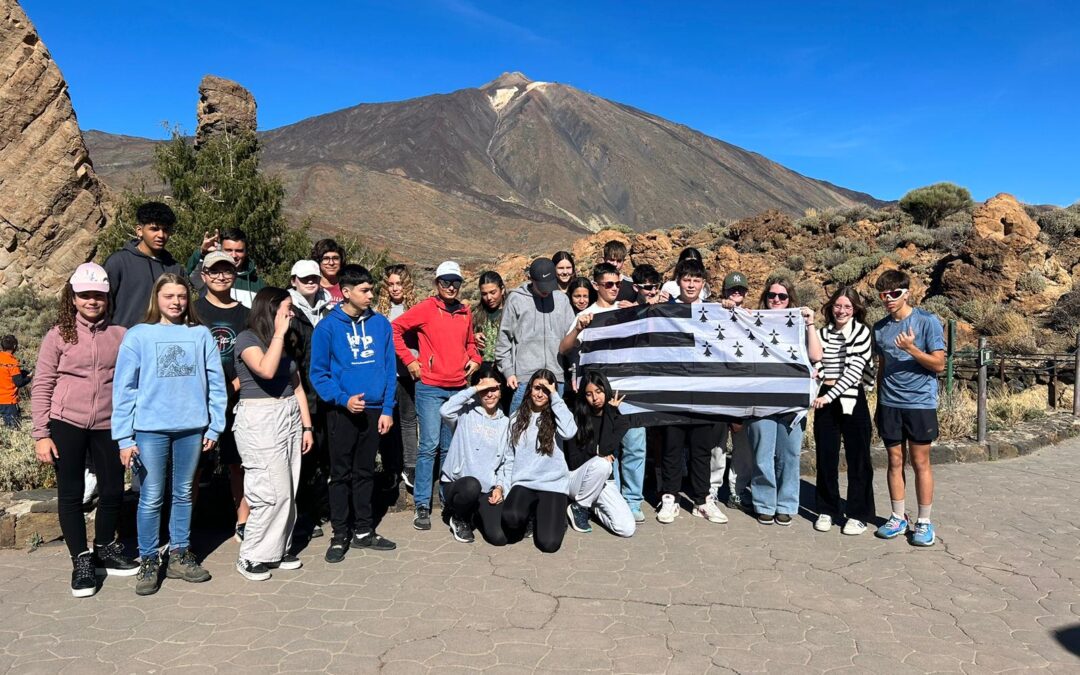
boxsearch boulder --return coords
[0,0,110,292]
[195,75,257,148]
[972,193,1040,242]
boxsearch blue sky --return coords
[23,0,1080,205]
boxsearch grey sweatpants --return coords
[234,397,303,564]
[568,457,636,537]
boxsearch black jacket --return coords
[563,405,630,471]
[102,241,185,328]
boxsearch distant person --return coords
[600,240,639,302]
[311,238,346,307]
[660,247,711,302]
[551,251,576,294]
[872,270,946,547]
[566,277,596,314]
[193,251,250,540]
[186,227,265,307]
[812,286,875,536]
[472,271,506,366]
[496,258,576,413]
[233,288,315,581]
[112,273,227,596]
[438,365,512,546]
[376,264,420,489]
[103,201,186,328]
[310,264,398,563]
[31,264,137,598]
[391,261,481,531]
[0,334,31,427]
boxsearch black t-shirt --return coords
[195,297,249,382]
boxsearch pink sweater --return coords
[31,317,126,439]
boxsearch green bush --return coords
[816,248,848,269]
[1036,204,1080,244]
[0,422,53,492]
[1016,270,1047,294]
[1049,291,1080,335]
[899,182,974,227]
[829,253,883,285]
[920,296,959,323]
[786,254,805,272]
[0,286,57,361]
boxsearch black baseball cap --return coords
[528,258,558,293]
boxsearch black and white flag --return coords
[578,303,815,425]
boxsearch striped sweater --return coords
[817,320,874,414]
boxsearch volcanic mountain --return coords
[85,72,880,265]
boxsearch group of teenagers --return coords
[24,201,947,600]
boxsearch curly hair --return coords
[376,263,417,315]
[55,284,80,345]
[509,369,558,457]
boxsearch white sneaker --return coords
[692,495,729,523]
[814,514,833,532]
[842,519,867,536]
[656,494,679,524]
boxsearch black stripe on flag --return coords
[629,391,810,407]
[586,302,694,328]
[579,332,696,354]
[582,361,811,378]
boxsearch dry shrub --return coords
[0,421,54,491]
[980,309,1037,353]
[937,389,977,440]
[988,386,1047,430]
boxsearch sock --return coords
[890,500,905,520]
[917,504,932,524]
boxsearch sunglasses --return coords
[597,281,620,289]
[636,284,659,291]
[437,279,462,289]
[766,292,789,301]
[879,288,908,301]
[726,288,747,296]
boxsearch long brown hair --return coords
[376,263,417,315]
[509,369,558,457]
[758,274,800,310]
[823,285,867,326]
[56,284,80,344]
[142,273,201,326]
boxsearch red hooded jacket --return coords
[392,297,480,388]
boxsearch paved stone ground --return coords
[2,439,1079,674]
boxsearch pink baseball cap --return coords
[69,262,110,293]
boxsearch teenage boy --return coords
[392,261,481,531]
[193,251,250,538]
[631,264,663,305]
[186,228,265,307]
[497,258,576,413]
[560,263,649,522]
[310,264,398,562]
[872,270,946,547]
[312,239,346,307]
[601,240,639,303]
[103,201,185,328]
[0,335,31,427]
[656,259,727,525]
[714,271,754,510]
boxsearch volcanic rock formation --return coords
[195,75,257,148]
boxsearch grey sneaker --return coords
[135,555,162,596]
[165,549,211,583]
[449,517,476,543]
[413,506,431,531]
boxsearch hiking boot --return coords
[911,521,936,547]
[94,540,139,576]
[325,537,349,563]
[413,505,431,531]
[236,558,271,581]
[775,513,793,526]
[353,532,397,551]
[267,553,303,570]
[875,514,910,540]
[135,555,162,596]
[656,494,679,524]
[841,519,867,536]
[234,522,246,543]
[449,517,476,543]
[691,495,729,524]
[71,551,97,598]
[165,549,211,583]
[567,503,592,533]
[814,514,834,532]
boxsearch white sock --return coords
[916,504,932,524]
[890,500,905,520]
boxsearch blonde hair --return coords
[376,264,417,314]
[142,273,202,326]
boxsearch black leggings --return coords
[502,486,568,553]
[442,477,507,546]
[661,423,719,504]
[814,388,875,521]
[50,419,125,557]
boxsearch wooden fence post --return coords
[978,337,988,443]
[1074,333,1080,418]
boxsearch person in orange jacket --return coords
[0,334,32,427]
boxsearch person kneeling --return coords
[439,365,511,545]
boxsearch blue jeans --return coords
[618,426,646,512]
[508,381,565,415]
[414,382,461,510]
[134,429,204,558]
[747,415,804,516]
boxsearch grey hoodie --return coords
[439,386,511,492]
[288,288,331,328]
[495,284,576,383]
[102,241,185,328]
[505,394,577,494]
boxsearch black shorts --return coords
[875,404,938,447]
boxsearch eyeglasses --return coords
[320,255,341,264]
[437,279,462,290]
[204,269,236,279]
[597,281,620,289]
[636,284,659,291]
[766,292,789,301]
[879,288,908,301]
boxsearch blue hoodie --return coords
[310,305,396,414]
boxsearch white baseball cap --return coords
[69,262,109,293]
[290,259,321,279]
[435,261,463,281]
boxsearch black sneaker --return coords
[449,517,475,543]
[401,467,415,489]
[567,503,593,533]
[353,532,397,551]
[756,513,775,525]
[267,554,303,570]
[236,558,271,581]
[775,513,793,527]
[135,555,162,596]
[234,523,246,543]
[71,551,97,598]
[413,505,431,530]
[94,541,139,577]
[310,524,324,539]
[165,549,211,583]
[325,537,349,563]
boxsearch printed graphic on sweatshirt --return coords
[155,342,197,378]
[345,325,375,361]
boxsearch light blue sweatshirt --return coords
[439,386,511,493]
[112,323,227,449]
[505,394,577,494]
